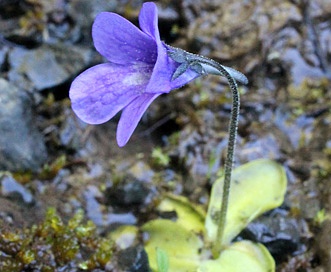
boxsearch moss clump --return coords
[0,208,114,271]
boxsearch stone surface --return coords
[8,43,93,91]
[1,174,34,205]
[182,0,331,84]
[0,79,47,171]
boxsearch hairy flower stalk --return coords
[167,46,243,256]
[69,2,248,258]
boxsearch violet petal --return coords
[117,93,161,147]
[146,43,199,93]
[138,3,199,94]
[139,2,159,39]
[70,63,151,124]
[92,12,157,65]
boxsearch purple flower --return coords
[69,2,199,147]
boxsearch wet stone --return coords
[59,108,88,150]
[239,133,283,162]
[84,185,104,226]
[1,174,34,206]
[239,210,308,263]
[0,47,8,70]
[105,177,151,207]
[185,0,300,60]
[106,212,137,226]
[68,0,117,35]
[0,79,47,171]
[183,0,330,85]
[117,245,150,272]
[282,48,326,85]
[127,161,155,183]
[7,43,92,91]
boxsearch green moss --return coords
[151,147,170,167]
[288,78,330,115]
[39,155,67,180]
[0,208,115,271]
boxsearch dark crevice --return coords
[302,1,329,74]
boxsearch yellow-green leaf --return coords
[198,240,275,272]
[142,219,203,271]
[157,194,206,233]
[205,159,287,246]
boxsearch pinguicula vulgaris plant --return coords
[70,1,248,262]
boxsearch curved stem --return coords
[193,56,240,256]
[184,55,241,256]
[188,56,240,256]
[167,46,242,256]
[211,64,240,257]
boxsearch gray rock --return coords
[8,43,92,91]
[0,79,47,171]
[59,108,88,150]
[1,174,34,205]
[68,0,117,29]
[0,46,8,70]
